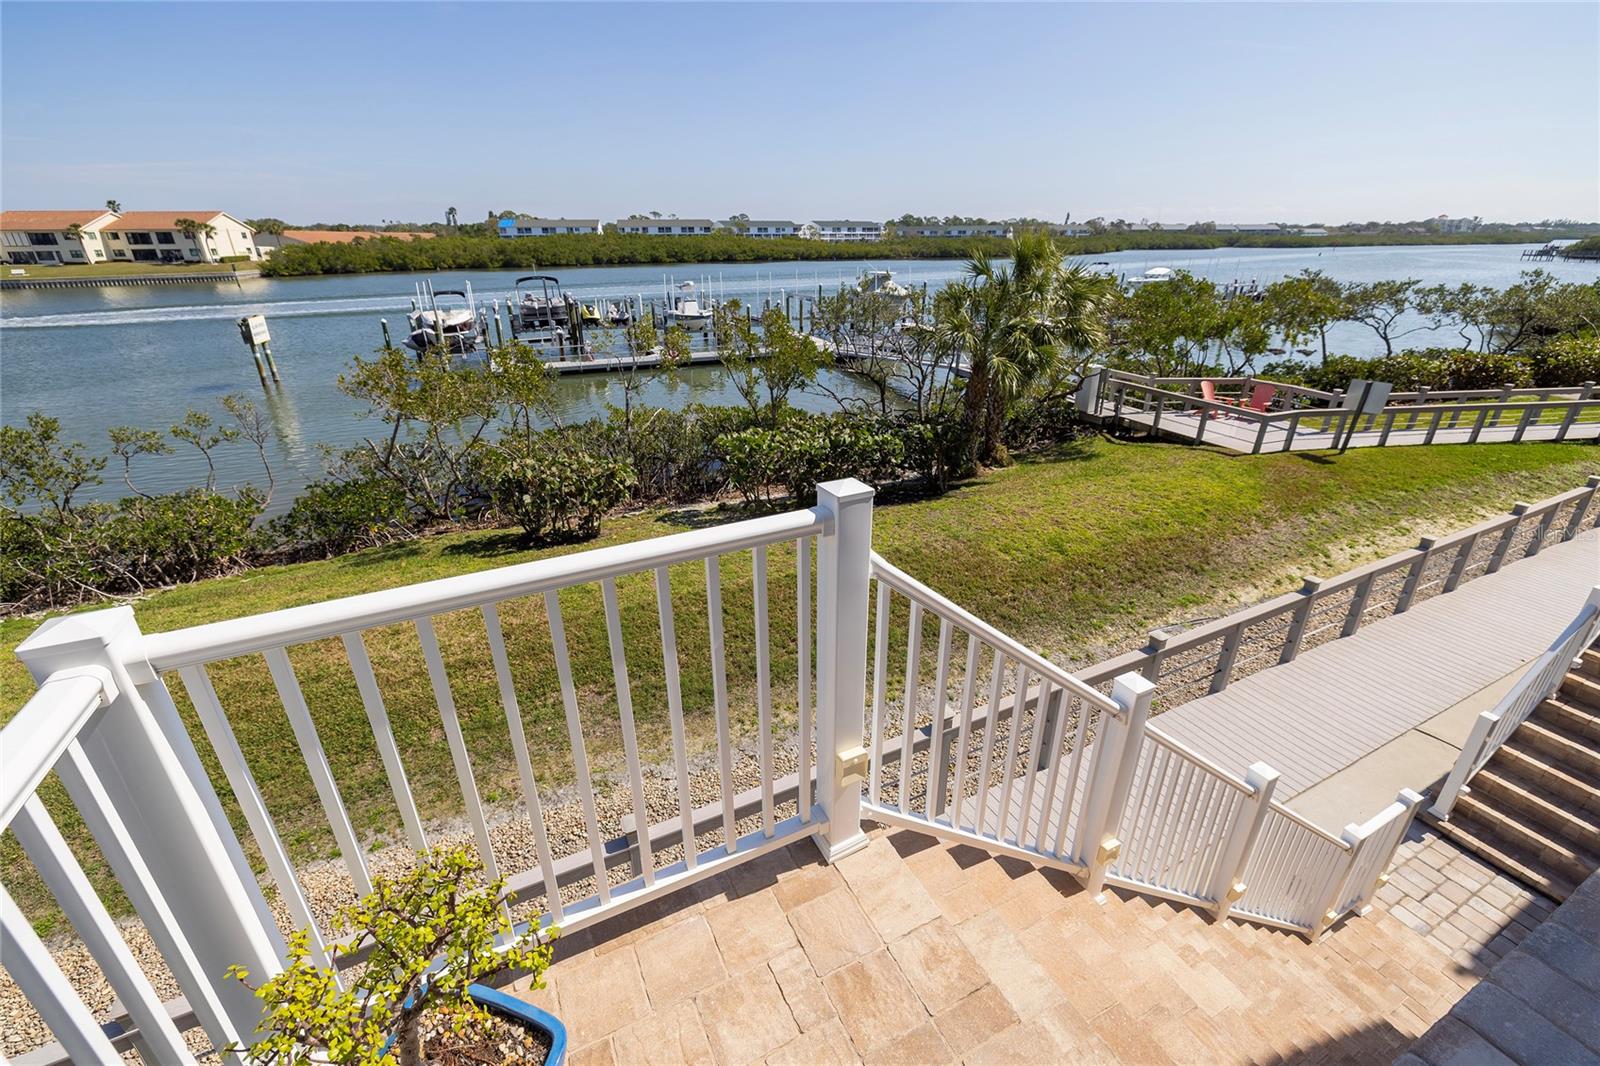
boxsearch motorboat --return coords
[1126,266,1175,288]
[858,269,912,303]
[665,281,712,331]
[406,281,482,354]
[511,275,572,333]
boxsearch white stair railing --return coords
[1432,585,1600,819]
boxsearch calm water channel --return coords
[1,244,1591,510]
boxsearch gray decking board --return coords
[1151,527,1600,800]
[1118,409,1600,454]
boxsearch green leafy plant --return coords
[488,434,634,542]
[227,846,552,1066]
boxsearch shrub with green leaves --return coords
[270,477,413,558]
[228,846,552,1066]
[717,413,905,504]
[1532,333,1600,388]
[488,435,634,543]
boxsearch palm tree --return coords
[932,231,1111,468]
[173,218,219,261]
[105,199,121,214]
[446,206,458,229]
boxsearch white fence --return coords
[6,478,1425,1062]
[855,555,1422,939]
[1432,586,1600,819]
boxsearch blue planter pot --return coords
[381,983,567,1065]
[469,983,567,1066]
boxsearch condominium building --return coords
[896,222,1013,239]
[726,220,804,238]
[811,219,884,242]
[0,210,118,264]
[497,216,601,238]
[612,218,718,236]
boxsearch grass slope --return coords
[4,438,1596,927]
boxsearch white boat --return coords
[859,269,912,302]
[511,275,572,333]
[665,280,712,332]
[406,281,482,354]
[1126,266,1175,288]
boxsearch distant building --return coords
[497,216,600,238]
[253,230,435,255]
[1433,216,1481,234]
[0,210,118,264]
[102,212,260,262]
[897,223,1012,239]
[727,220,804,238]
[1214,222,1282,235]
[1297,227,1330,237]
[613,218,717,236]
[1047,223,1091,237]
[811,220,884,242]
[2,209,260,264]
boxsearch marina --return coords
[3,243,1594,509]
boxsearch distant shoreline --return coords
[256,230,1586,278]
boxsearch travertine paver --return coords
[1404,868,1600,1065]
[508,826,1479,1065]
[1372,824,1556,981]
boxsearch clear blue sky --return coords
[3,2,1595,226]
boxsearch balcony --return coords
[8,477,1594,1063]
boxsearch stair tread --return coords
[1454,792,1600,870]
[1438,812,1576,902]
[1473,767,1600,837]
[1517,717,1600,760]
[1487,743,1600,810]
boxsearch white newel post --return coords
[1079,672,1156,900]
[16,607,283,1043]
[1431,712,1496,820]
[1209,762,1279,922]
[814,478,876,863]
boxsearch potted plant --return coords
[226,846,564,1065]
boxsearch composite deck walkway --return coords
[1152,525,1600,802]
[1119,409,1600,453]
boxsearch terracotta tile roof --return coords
[0,210,114,230]
[278,230,435,244]
[108,211,231,230]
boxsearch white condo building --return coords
[811,220,884,242]
[612,218,718,236]
[498,216,601,238]
[1,210,261,264]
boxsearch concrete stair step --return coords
[1577,647,1600,681]
[1436,810,1576,903]
[1469,767,1600,854]
[1451,792,1600,887]
[1514,718,1600,778]
[1488,742,1600,815]
[1537,694,1600,745]
[1560,670,1600,713]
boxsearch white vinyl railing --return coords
[1432,586,1600,819]
[1,477,1441,1061]
[855,555,1423,938]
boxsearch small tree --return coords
[228,846,552,1066]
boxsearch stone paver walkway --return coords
[507,826,1480,1065]
[1372,824,1557,982]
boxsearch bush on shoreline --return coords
[257,229,1580,278]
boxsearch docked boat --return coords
[406,282,483,354]
[1126,266,1175,288]
[511,275,572,333]
[665,281,712,332]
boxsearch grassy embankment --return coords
[4,438,1597,928]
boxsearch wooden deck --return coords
[1119,408,1600,453]
[1153,525,1600,799]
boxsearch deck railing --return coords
[1096,371,1600,453]
[1431,586,1600,819]
[3,475,1544,1061]
[1074,478,1600,712]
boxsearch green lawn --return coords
[3,260,255,279]
[5,437,1597,929]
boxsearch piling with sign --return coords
[237,314,280,385]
